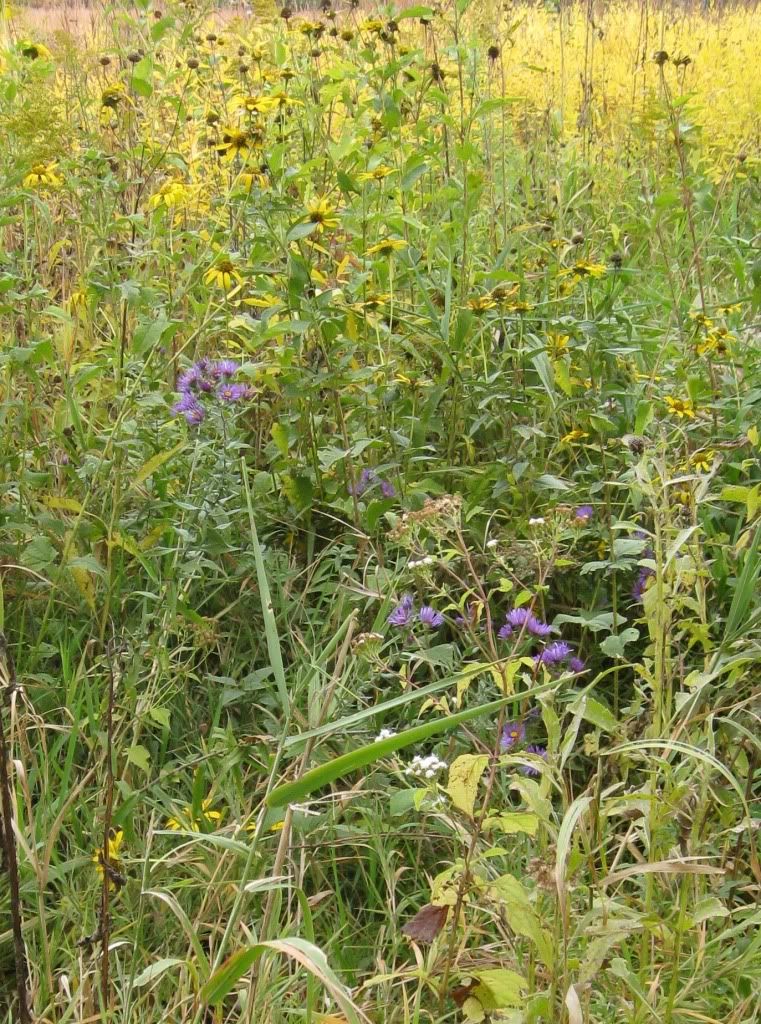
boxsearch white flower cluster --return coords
[529,517,546,526]
[485,538,498,549]
[405,754,448,779]
[375,728,397,742]
[408,555,436,569]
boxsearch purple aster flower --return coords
[505,607,532,629]
[419,606,444,628]
[172,393,205,425]
[632,566,655,602]
[528,616,552,637]
[534,641,573,666]
[177,365,203,393]
[521,745,547,776]
[500,719,526,750]
[388,593,415,627]
[212,359,239,378]
[497,622,513,640]
[380,478,396,498]
[349,468,377,497]
[568,656,586,673]
[575,504,594,523]
[217,382,250,404]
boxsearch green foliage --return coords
[0,0,760,1022]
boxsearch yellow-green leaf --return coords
[472,968,526,1009]
[43,495,84,514]
[446,754,489,817]
[131,441,185,490]
[483,811,539,836]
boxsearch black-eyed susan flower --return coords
[688,311,713,330]
[239,94,279,115]
[306,197,339,232]
[366,237,407,257]
[561,260,607,280]
[665,395,695,419]
[215,128,252,162]
[23,162,62,189]
[357,165,394,183]
[204,257,242,291]
[92,828,125,892]
[546,332,570,358]
[148,179,191,210]
[20,41,52,60]
[468,294,497,312]
[166,797,222,831]
[690,450,715,473]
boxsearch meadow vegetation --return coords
[0,0,760,1021]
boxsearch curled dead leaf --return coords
[401,903,449,943]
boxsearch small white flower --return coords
[486,538,498,549]
[375,728,397,742]
[405,753,448,778]
[529,517,546,526]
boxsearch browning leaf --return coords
[401,903,449,943]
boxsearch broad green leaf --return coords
[127,744,151,774]
[472,968,526,1009]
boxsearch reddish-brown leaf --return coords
[451,982,476,1007]
[401,903,449,943]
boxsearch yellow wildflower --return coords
[562,260,607,280]
[149,180,191,210]
[357,165,394,182]
[21,41,52,60]
[23,162,62,189]
[664,396,695,419]
[204,257,242,292]
[690,450,715,473]
[166,797,222,832]
[468,295,497,312]
[546,332,570,358]
[92,828,125,892]
[561,428,589,443]
[215,128,252,162]
[306,197,339,232]
[367,237,407,256]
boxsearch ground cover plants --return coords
[1,0,760,1021]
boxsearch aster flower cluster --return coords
[498,606,585,673]
[349,467,396,499]
[388,593,444,629]
[172,358,251,424]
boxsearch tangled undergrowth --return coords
[0,1,760,1022]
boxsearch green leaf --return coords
[446,754,489,817]
[267,692,521,808]
[286,221,318,242]
[133,957,185,988]
[127,744,151,774]
[131,441,185,490]
[600,628,639,659]
[21,536,58,571]
[472,968,526,1009]
[489,875,553,965]
[200,938,360,1024]
[483,811,539,836]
